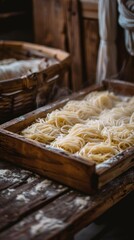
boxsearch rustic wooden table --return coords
[0,159,133,240]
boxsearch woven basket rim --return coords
[0,40,70,61]
[0,40,70,81]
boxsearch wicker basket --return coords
[0,40,70,123]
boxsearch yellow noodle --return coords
[77,142,119,163]
[84,91,120,109]
[45,109,86,128]
[21,90,134,164]
[63,100,100,120]
[51,135,85,154]
[21,120,60,144]
[68,123,103,143]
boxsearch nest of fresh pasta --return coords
[21,90,134,164]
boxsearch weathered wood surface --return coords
[0,159,133,240]
[33,0,67,50]
[116,55,134,83]
[33,0,70,89]
[33,0,133,91]
[33,0,99,90]
[96,150,134,188]
[66,0,84,91]
[83,18,99,86]
[0,169,68,232]
[103,79,134,96]
[80,0,98,19]
[0,161,31,191]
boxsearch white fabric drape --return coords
[118,0,134,56]
[96,0,118,83]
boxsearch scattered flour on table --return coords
[2,188,15,196]
[35,180,52,191]
[74,196,90,210]
[26,176,38,184]
[0,169,27,183]
[16,194,30,203]
[30,210,64,236]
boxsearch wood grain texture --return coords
[103,79,134,96]
[80,0,98,19]
[0,168,133,240]
[32,0,100,90]
[66,0,84,91]
[33,0,70,88]
[32,0,133,91]
[0,173,67,232]
[0,161,32,191]
[96,148,134,188]
[83,18,99,86]
[33,0,67,50]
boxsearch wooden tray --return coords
[0,80,134,194]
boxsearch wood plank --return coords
[32,0,99,89]
[0,175,67,232]
[0,169,133,240]
[33,0,66,50]
[66,0,84,91]
[75,192,134,240]
[0,161,32,191]
[80,0,98,19]
[116,55,134,83]
[83,18,99,85]
[103,79,134,96]
[33,0,70,88]
[96,147,134,188]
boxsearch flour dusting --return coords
[16,194,29,203]
[30,212,64,236]
[1,188,15,197]
[35,180,52,191]
[0,169,28,183]
[75,196,90,210]
[0,169,10,177]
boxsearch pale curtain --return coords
[118,0,134,56]
[96,0,117,83]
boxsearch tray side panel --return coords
[96,150,134,188]
[103,79,134,96]
[0,129,97,194]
